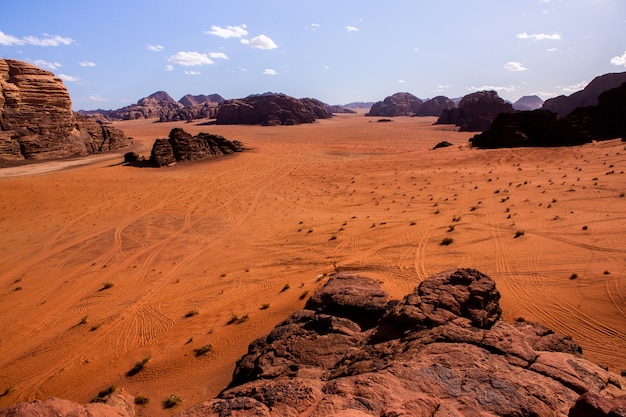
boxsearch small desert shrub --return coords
[91,386,117,403]
[163,395,183,409]
[582,225,588,230]
[570,273,578,280]
[447,225,455,232]
[184,309,199,318]
[193,344,213,357]
[100,282,114,291]
[603,270,611,275]
[516,316,526,322]
[126,357,150,377]
[440,237,454,246]
[469,206,478,211]
[452,215,461,222]
[329,235,337,241]
[227,314,249,325]
[90,324,101,332]
[260,303,270,310]
[280,283,290,292]
[134,396,150,405]
[299,290,309,300]
[79,315,88,325]
[514,231,525,239]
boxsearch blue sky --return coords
[1,0,625,110]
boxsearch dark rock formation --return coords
[0,59,131,161]
[159,94,225,122]
[569,392,626,417]
[416,95,456,116]
[513,95,544,111]
[324,104,356,114]
[149,128,244,167]
[436,90,514,132]
[543,72,626,116]
[216,94,329,125]
[343,101,374,109]
[299,98,333,120]
[471,82,626,148]
[366,92,423,117]
[176,268,626,417]
[108,91,183,120]
[0,389,135,417]
[433,140,453,149]
[178,94,224,107]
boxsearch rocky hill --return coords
[542,72,626,116]
[216,93,331,125]
[2,268,625,416]
[470,82,626,148]
[513,95,544,111]
[0,59,131,161]
[417,95,457,116]
[178,93,224,107]
[366,92,423,117]
[436,90,514,131]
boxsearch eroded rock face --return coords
[149,128,244,167]
[436,90,514,132]
[366,92,423,117]
[108,91,183,120]
[216,94,329,125]
[177,268,626,417]
[0,59,131,161]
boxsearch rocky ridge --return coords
[513,95,544,111]
[436,90,515,132]
[176,268,626,417]
[0,59,131,161]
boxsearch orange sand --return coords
[0,113,625,415]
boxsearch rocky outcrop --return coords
[325,104,356,114]
[436,90,514,131]
[416,95,456,116]
[176,268,626,417]
[471,82,626,148]
[299,98,333,120]
[178,94,224,108]
[513,95,544,111]
[0,389,135,417]
[108,91,183,120]
[149,128,244,167]
[543,72,626,116]
[366,92,423,117]
[216,94,329,126]
[0,59,131,161]
[159,94,225,122]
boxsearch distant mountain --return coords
[513,95,544,111]
[178,93,224,107]
[542,72,626,116]
[343,101,374,109]
[366,92,423,117]
[436,90,514,132]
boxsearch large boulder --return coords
[436,90,514,131]
[416,95,456,116]
[543,72,626,116]
[149,128,244,167]
[0,59,131,161]
[366,92,423,117]
[176,268,626,417]
[216,94,329,126]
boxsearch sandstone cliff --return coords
[436,90,514,131]
[0,59,131,161]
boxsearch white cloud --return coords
[165,64,174,71]
[32,59,62,70]
[147,44,164,52]
[504,61,527,71]
[242,34,278,49]
[0,30,74,46]
[58,74,80,82]
[610,51,626,67]
[468,85,516,93]
[346,26,359,32]
[397,79,406,84]
[88,94,107,102]
[516,32,561,41]
[310,23,320,29]
[205,24,248,39]
[264,68,277,75]
[80,61,96,67]
[434,84,452,92]
[546,47,558,52]
[168,51,214,66]
[185,70,201,76]
[209,52,229,60]
[560,81,588,93]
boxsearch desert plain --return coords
[0,112,625,415]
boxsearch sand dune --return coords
[0,113,624,415]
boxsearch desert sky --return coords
[0,113,625,416]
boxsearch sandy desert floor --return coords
[0,113,625,415]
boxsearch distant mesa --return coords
[216,93,331,126]
[471,80,626,148]
[436,90,514,132]
[324,104,356,114]
[512,95,544,111]
[343,101,375,109]
[178,93,224,107]
[416,95,457,116]
[366,92,423,117]
[0,59,131,161]
[542,72,626,116]
[148,128,245,167]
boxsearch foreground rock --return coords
[177,269,626,417]
[216,93,331,125]
[436,90,514,131]
[149,128,244,167]
[0,59,131,161]
[0,389,135,417]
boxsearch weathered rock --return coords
[0,59,131,161]
[543,71,626,116]
[325,104,356,114]
[108,91,183,120]
[216,94,328,125]
[0,389,135,417]
[568,392,626,417]
[513,95,544,111]
[436,90,514,131]
[432,140,453,149]
[149,128,244,167]
[366,92,423,117]
[299,98,333,120]
[416,96,456,116]
[178,93,224,107]
[177,268,626,417]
